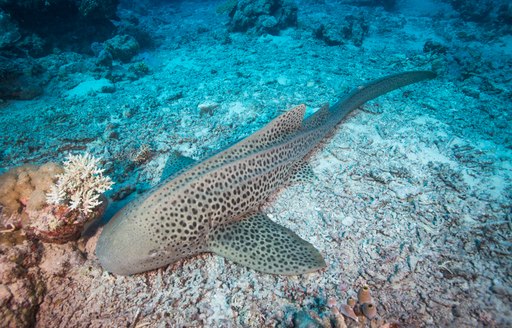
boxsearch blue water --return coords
[0,1,510,327]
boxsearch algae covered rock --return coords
[0,241,45,328]
[0,0,119,55]
[227,0,298,35]
[104,34,140,62]
[0,9,20,48]
[0,153,112,244]
[314,15,369,47]
[0,57,46,100]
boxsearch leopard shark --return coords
[96,71,436,275]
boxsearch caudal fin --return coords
[327,70,437,127]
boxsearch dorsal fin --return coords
[159,104,307,189]
[207,104,306,165]
[250,104,306,146]
[160,151,196,182]
[302,103,330,130]
[231,104,305,153]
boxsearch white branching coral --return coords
[46,153,113,214]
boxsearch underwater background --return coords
[0,0,511,327]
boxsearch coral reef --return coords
[361,303,377,320]
[103,34,140,63]
[0,56,45,100]
[0,0,119,55]
[290,285,384,327]
[0,10,20,48]
[357,285,372,304]
[0,241,45,328]
[444,0,511,35]
[25,197,107,244]
[314,15,369,46]
[27,153,112,243]
[0,0,151,100]
[216,0,238,16]
[0,0,510,326]
[0,153,112,244]
[226,0,298,35]
[46,153,113,215]
[345,0,398,12]
[0,162,63,223]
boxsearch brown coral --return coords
[0,163,63,225]
[25,195,107,244]
[361,303,377,320]
[358,285,373,304]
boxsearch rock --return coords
[91,41,104,56]
[104,35,140,63]
[78,0,118,20]
[198,101,220,116]
[115,21,154,49]
[0,0,119,55]
[39,243,85,276]
[314,23,344,46]
[448,0,493,23]
[65,78,116,97]
[0,10,21,48]
[84,228,101,258]
[315,15,369,47]
[16,33,49,58]
[91,42,114,67]
[423,40,448,55]
[341,216,355,227]
[260,15,278,31]
[96,49,113,67]
[0,261,19,284]
[0,241,44,328]
[0,57,44,100]
[228,0,298,35]
[342,15,369,47]
[0,284,12,306]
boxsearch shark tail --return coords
[321,70,437,129]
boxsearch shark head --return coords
[96,207,150,275]
[96,189,208,275]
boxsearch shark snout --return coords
[96,226,129,275]
[95,218,149,275]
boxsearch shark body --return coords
[96,71,436,275]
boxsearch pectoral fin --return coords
[288,160,316,184]
[207,212,326,275]
[160,151,196,182]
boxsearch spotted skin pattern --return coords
[96,71,436,275]
[208,212,325,275]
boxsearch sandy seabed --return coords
[1,1,511,327]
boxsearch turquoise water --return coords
[0,1,510,327]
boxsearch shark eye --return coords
[148,248,169,259]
